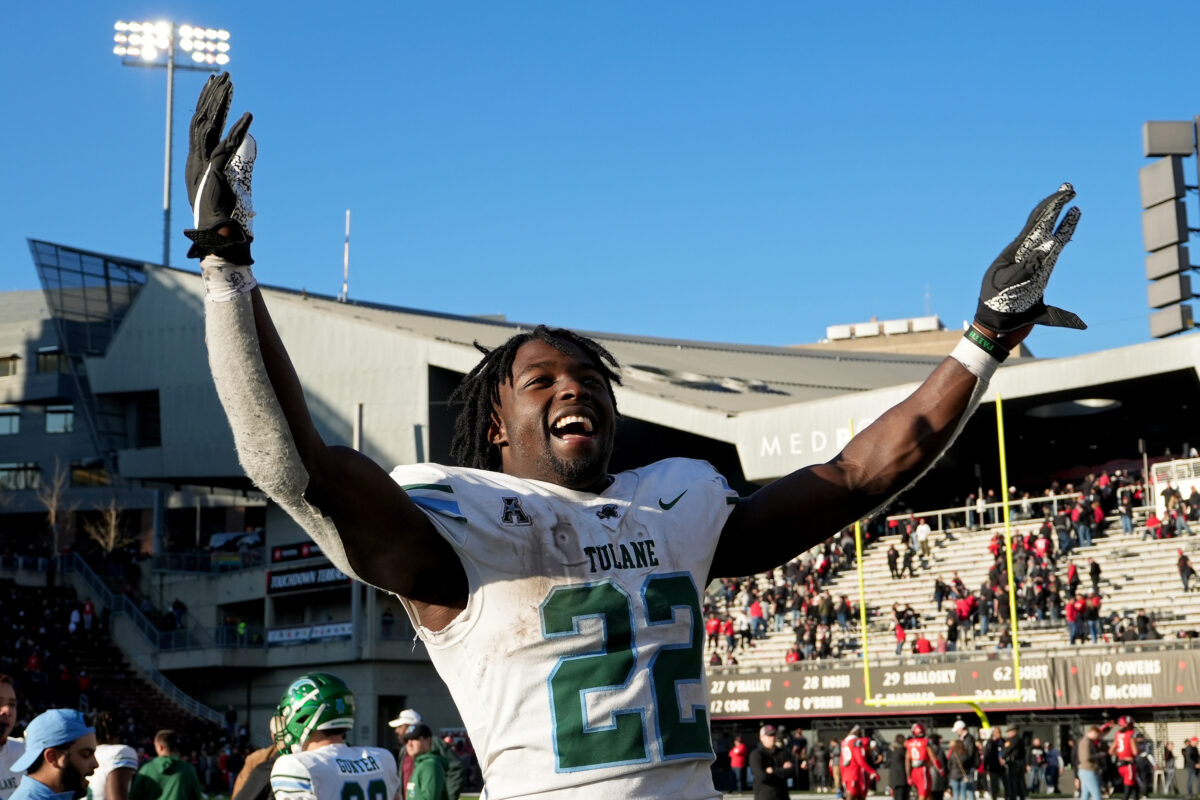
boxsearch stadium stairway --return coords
[1,561,229,743]
[64,611,223,737]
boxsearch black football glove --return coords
[183,72,255,264]
[975,183,1084,335]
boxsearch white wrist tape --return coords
[201,255,257,302]
[950,336,1000,382]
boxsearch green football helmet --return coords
[270,673,356,754]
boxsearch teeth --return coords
[553,415,594,432]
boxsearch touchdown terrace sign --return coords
[266,564,351,594]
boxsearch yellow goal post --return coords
[852,395,1023,729]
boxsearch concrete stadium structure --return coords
[3,239,1199,748]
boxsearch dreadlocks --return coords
[449,325,622,471]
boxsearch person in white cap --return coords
[948,721,978,800]
[8,709,98,800]
[0,675,24,800]
[387,712,462,800]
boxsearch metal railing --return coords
[127,652,270,749]
[708,634,1200,676]
[214,623,268,648]
[885,490,1090,533]
[154,548,265,573]
[127,652,225,725]
[64,553,215,651]
[0,554,52,572]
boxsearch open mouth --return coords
[550,414,596,442]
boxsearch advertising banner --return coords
[270,541,325,564]
[266,621,353,645]
[266,564,350,594]
[1053,651,1200,708]
[707,653,1129,719]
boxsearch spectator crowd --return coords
[701,467,1200,667]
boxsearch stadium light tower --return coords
[1141,119,1199,338]
[112,20,231,266]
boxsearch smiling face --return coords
[489,338,616,491]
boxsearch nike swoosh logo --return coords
[658,490,687,510]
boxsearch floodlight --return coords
[1140,115,1199,340]
[110,18,232,267]
[1150,303,1194,338]
[1142,200,1188,252]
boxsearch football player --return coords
[841,725,878,800]
[1109,716,1139,800]
[188,71,1084,799]
[85,713,137,800]
[907,724,943,800]
[269,674,401,800]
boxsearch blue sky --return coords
[6,2,1199,358]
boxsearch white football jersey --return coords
[393,458,738,799]
[270,743,400,800]
[0,738,25,800]
[87,744,139,800]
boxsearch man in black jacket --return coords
[984,727,1006,800]
[1004,728,1028,800]
[888,735,911,800]
[1183,738,1200,799]
[750,725,793,800]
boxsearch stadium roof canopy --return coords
[27,239,1200,502]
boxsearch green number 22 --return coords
[340,779,386,800]
[539,573,710,772]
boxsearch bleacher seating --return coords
[707,503,1200,670]
[0,577,226,756]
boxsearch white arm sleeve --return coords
[204,283,365,585]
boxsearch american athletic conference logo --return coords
[500,496,532,526]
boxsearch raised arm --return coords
[713,184,1083,578]
[185,73,465,618]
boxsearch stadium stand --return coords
[0,562,240,767]
[704,469,1200,670]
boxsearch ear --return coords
[46,746,67,768]
[488,408,508,448]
